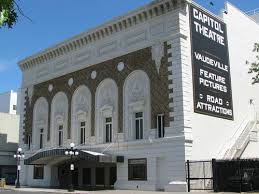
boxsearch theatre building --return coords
[18,0,259,191]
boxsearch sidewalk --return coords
[1,186,205,194]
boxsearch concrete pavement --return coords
[0,186,214,194]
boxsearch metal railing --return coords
[216,114,250,159]
[224,119,258,159]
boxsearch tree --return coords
[0,0,32,28]
[0,0,17,28]
[248,43,259,84]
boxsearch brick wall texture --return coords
[23,44,170,143]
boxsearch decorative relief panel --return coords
[96,79,118,143]
[71,85,91,144]
[32,97,48,150]
[54,58,69,72]
[48,84,53,92]
[98,80,117,108]
[98,41,117,56]
[51,92,68,146]
[128,78,145,103]
[150,22,165,36]
[34,97,48,123]
[73,51,91,66]
[37,65,49,79]
[117,62,124,72]
[123,70,151,140]
[125,30,147,47]
[152,43,164,73]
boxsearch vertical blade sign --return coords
[190,5,233,120]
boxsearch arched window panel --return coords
[71,85,91,145]
[123,70,151,141]
[51,92,68,147]
[95,79,118,144]
[32,97,48,150]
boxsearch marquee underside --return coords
[24,148,118,165]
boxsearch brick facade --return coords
[23,44,170,143]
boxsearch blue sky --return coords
[0,0,259,93]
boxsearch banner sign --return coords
[189,4,234,120]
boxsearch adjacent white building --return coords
[0,90,20,115]
[17,0,259,191]
[0,91,20,184]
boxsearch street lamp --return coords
[65,143,79,192]
[14,147,25,188]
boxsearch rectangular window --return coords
[135,112,143,140]
[39,128,44,149]
[13,105,16,111]
[128,158,147,181]
[80,122,86,144]
[105,117,112,143]
[33,165,44,179]
[157,114,165,138]
[58,125,63,146]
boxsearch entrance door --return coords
[82,168,91,186]
[58,166,69,189]
[96,167,105,188]
[58,165,79,189]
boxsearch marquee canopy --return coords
[24,148,121,165]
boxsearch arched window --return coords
[71,85,91,145]
[123,70,151,141]
[51,92,68,147]
[96,79,118,144]
[33,97,48,150]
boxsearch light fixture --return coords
[64,143,79,192]
[70,142,75,148]
[14,147,25,188]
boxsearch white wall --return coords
[0,90,19,115]
[0,91,11,114]
[190,3,259,160]
[0,112,20,143]
[9,90,17,115]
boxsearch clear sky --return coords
[0,0,259,93]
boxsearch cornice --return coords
[18,0,186,71]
